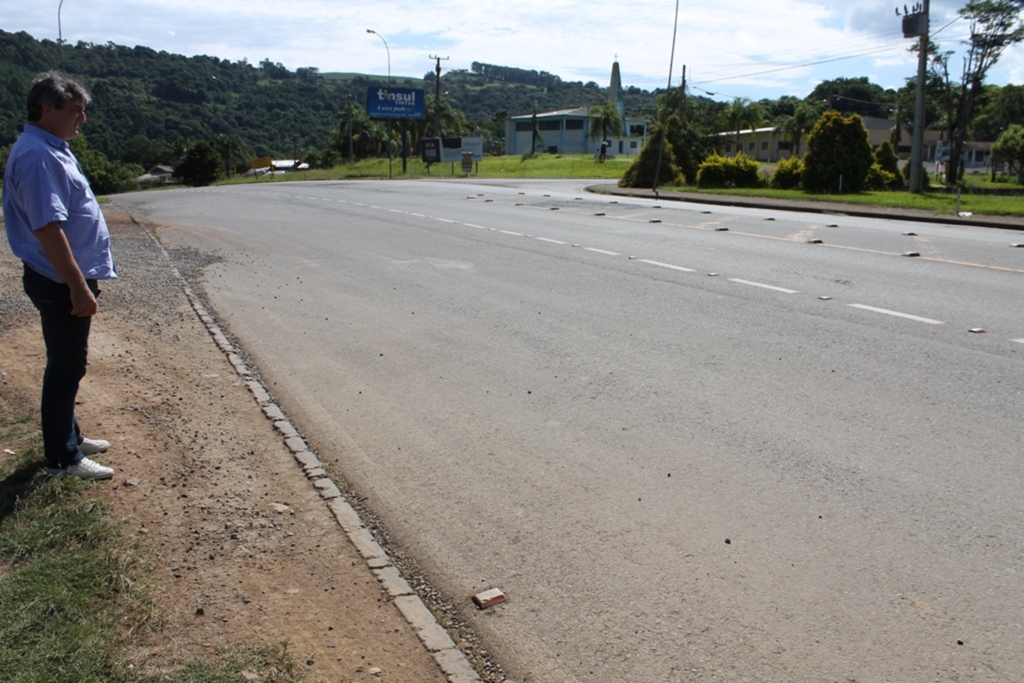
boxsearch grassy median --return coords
[223,154,1024,218]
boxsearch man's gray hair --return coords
[27,71,91,122]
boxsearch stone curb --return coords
[587,183,1024,232]
[156,233,483,683]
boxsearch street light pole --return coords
[366,29,392,179]
[58,0,66,72]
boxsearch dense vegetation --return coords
[1,26,1022,191]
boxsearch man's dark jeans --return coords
[22,263,100,469]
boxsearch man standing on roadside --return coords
[2,72,118,480]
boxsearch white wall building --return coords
[504,60,649,157]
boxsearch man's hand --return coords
[34,222,97,317]
[69,283,98,317]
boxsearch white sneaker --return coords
[79,437,110,455]
[46,457,115,480]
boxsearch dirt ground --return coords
[0,209,449,682]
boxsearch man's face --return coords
[39,98,87,141]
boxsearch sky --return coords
[3,0,1021,105]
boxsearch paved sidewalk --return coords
[588,183,1024,231]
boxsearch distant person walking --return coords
[2,72,118,480]
[599,140,609,162]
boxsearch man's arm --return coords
[34,222,97,317]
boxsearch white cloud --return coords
[5,0,1019,102]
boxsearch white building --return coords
[504,61,649,157]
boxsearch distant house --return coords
[132,165,177,186]
[718,116,992,167]
[504,60,649,157]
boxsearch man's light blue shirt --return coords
[2,123,117,283]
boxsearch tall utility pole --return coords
[429,55,449,137]
[58,0,66,71]
[904,0,930,193]
[366,29,392,178]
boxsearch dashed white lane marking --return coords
[464,223,487,229]
[848,304,944,325]
[729,278,799,294]
[536,237,568,245]
[500,230,525,236]
[585,247,621,256]
[435,218,455,223]
[639,259,696,273]
[1012,339,1024,345]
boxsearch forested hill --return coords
[0,30,660,164]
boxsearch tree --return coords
[970,83,1024,140]
[588,101,623,148]
[874,140,903,188]
[802,111,875,193]
[940,1,1024,185]
[875,140,901,176]
[174,139,222,187]
[0,143,10,182]
[992,123,1024,182]
[663,113,704,184]
[725,98,764,155]
[619,121,681,188]
[214,132,250,176]
[69,135,139,195]
[806,77,892,118]
[774,101,821,158]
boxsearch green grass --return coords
[223,153,632,185]
[0,420,301,683]
[219,154,1022,217]
[679,186,1024,217]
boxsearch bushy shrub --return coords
[864,163,897,191]
[174,139,223,187]
[663,114,704,184]
[771,156,803,189]
[696,153,761,189]
[902,161,931,189]
[874,141,900,176]
[802,111,874,194]
[873,141,903,190]
[619,126,682,188]
[69,135,139,195]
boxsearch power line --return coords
[692,44,906,86]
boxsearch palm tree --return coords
[725,98,764,155]
[589,101,624,151]
[774,102,820,158]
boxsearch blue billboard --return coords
[366,87,425,120]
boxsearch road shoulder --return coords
[0,210,449,682]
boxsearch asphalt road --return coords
[116,179,1024,682]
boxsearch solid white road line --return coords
[535,237,568,245]
[639,259,696,273]
[584,247,621,256]
[729,278,799,294]
[848,304,944,325]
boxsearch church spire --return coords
[609,58,625,121]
